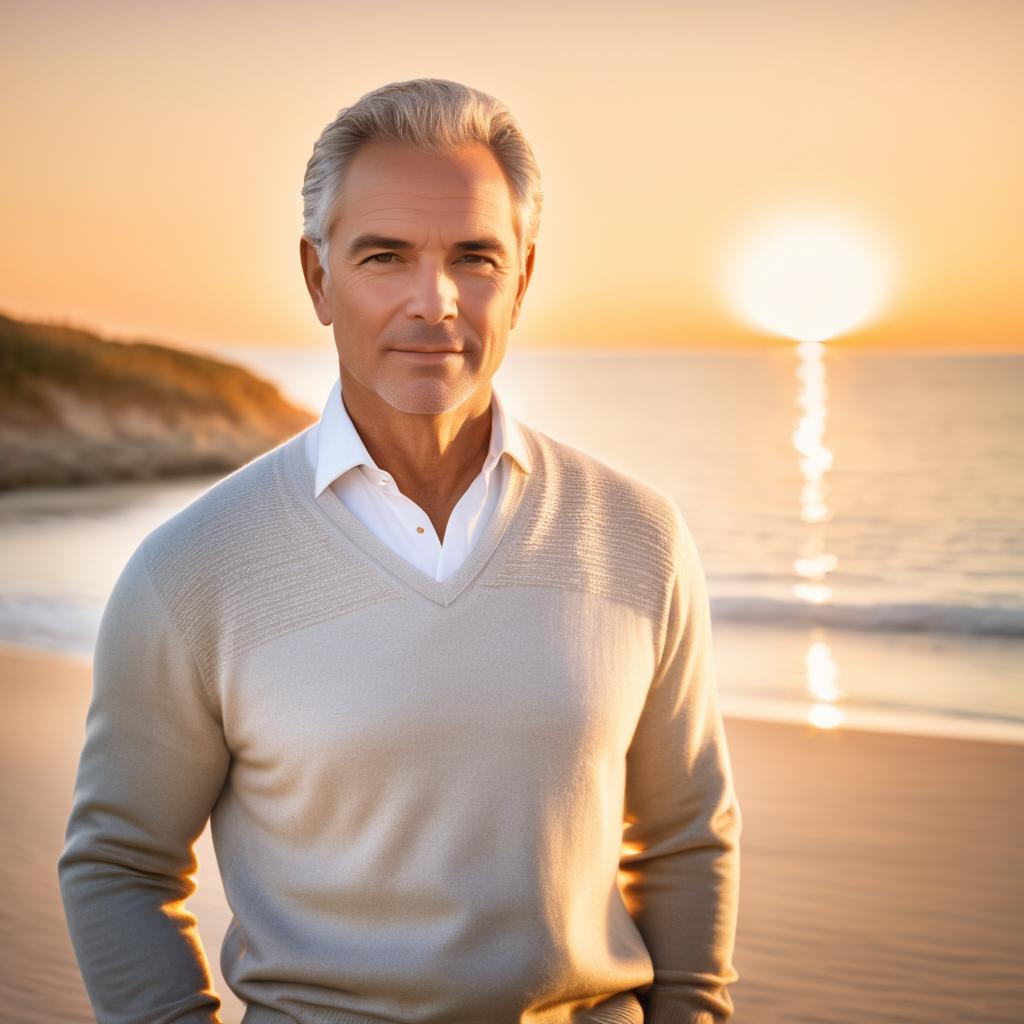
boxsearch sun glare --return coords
[719,206,894,342]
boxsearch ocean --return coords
[2,346,1022,742]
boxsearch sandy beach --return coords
[3,642,1022,1024]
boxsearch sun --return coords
[718,205,895,343]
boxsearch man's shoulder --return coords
[121,426,403,680]
[518,420,683,538]
[504,422,689,618]
[137,428,310,586]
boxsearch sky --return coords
[1,0,1020,353]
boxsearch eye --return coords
[361,252,496,267]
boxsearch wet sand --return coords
[3,643,1022,1023]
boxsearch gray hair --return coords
[301,78,543,287]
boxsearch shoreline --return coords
[6,635,1022,748]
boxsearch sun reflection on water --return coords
[792,345,846,730]
[792,340,838,601]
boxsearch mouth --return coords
[392,346,463,354]
[390,347,464,361]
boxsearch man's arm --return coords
[618,507,742,1024]
[57,542,231,1024]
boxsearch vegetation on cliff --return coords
[0,312,316,489]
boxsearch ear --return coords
[299,235,333,326]
[510,243,536,330]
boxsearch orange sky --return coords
[1,0,1020,353]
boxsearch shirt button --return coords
[416,526,425,534]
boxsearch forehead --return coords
[330,139,517,242]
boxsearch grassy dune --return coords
[0,312,315,489]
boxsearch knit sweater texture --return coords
[57,421,742,1024]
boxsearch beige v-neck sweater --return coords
[57,421,742,1024]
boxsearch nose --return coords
[404,259,459,324]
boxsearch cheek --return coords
[335,279,396,320]
[466,277,513,317]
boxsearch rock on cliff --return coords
[0,313,317,489]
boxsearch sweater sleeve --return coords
[57,541,231,1024]
[618,508,742,1024]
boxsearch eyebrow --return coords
[345,233,512,263]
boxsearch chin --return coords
[374,375,482,415]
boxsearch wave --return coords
[0,596,99,658]
[710,595,1024,637]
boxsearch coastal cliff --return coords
[0,313,316,489]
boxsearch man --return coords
[58,78,742,1024]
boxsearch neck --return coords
[338,366,494,503]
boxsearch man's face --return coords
[302,139,534,416]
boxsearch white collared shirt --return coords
[304,375,532,582]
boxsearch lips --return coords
[392,347,463,354]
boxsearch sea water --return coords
[2,346,1021,742]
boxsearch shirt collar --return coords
[313,374,532,499]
